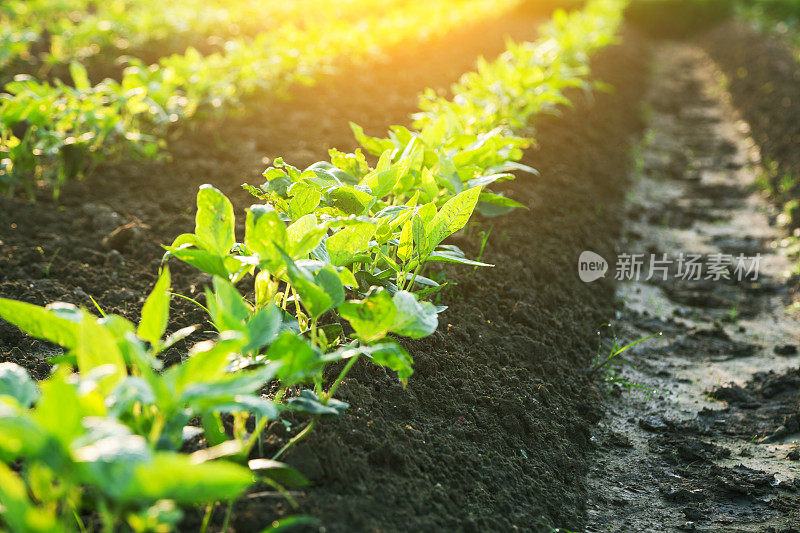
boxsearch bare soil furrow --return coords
[587,41,800,532]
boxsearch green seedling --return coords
[588,323,661,390]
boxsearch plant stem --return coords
[233,387,282,458]
[309,317,318,346]
[200,503,214,533]
[407,260,426,291]
[69,501,88,533]
[242,414,272,459]
[169,292,210,314]
[271,419,316,461]
[148,414,165,446]
[325,355,360,403]
[280,284,291,310]
[98,501,115,533]
[221,501,234,533]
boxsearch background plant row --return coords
[0,0,523,198]
[0,0,401,73]
[0,1,627,531]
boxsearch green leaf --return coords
[326,221,376,267]
[287,390,348,416]
[412,202,437,254]
[426,247,493,267]
[165,245,230,278]
[248,459,309,488]
[181,367,279,419]
[350,122,392,156]
[280,252,333,319]
[161,325,198,353]
[286,214,326,258]
[326,185,374,215]
[288,182,322,219]
[391,291,438,339]
[245,205,287,271]
[466,172,513,188]
[262,167,292,196]
[72,419,151,497]
[120,453,253,504]
[0,363,38,407]
[337,267,358,288]
[338,290,396,343]
[0,462,61,533]
[426,186,482,252]
[196,185,235,256]
[201,413,227,448]
[69,61,91,91]
[476,192,527,217]
[208,395,279,419]
[167,336,244,395]
[33,370,84,446]
[362,341,414,385]
[76,315,127,392]
[267,331,320,386]
[137,267,171,346]
[243,305,280,354]
[0,399,47,460]
[0,298,80,349]
[206,277,251,333]
[362,166,402,199]
[314,266,345,308]
[397,221,413,263]
[106,377,156,417]
[260,516,321,533]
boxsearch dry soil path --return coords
[587,42,800,532]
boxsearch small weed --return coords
[588,323,661,391]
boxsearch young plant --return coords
[0,268,319,531]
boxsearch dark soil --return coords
[228,30,650,532]
[586,37,800,532]
[0,8,652,533]
[711,366,800,442]
[1,3,557,374]
[703,20,800,234]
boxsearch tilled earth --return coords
[586,40,800,532]
[3,8,799,532]
[0,8,650,533]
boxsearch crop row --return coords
[738,0,800,51]
[0,1,627,531]
[0,0,524,198]
[0,0,401,72]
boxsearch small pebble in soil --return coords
[638,415,669,432]
[679,521,696,531]
[106,249,125,268]
[774,344,798,356]
[683,507,704,521]
[787,447,800,461]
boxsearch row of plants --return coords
[0,0,400,73]
[733,2,800,277]
[737,0,800,57]
[0,0,628,530]
[0,0,525,198]
[0,0,91,71]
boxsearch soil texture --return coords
[0,8,651,533]
[586,41,800,532]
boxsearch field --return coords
[0,0,799,531]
